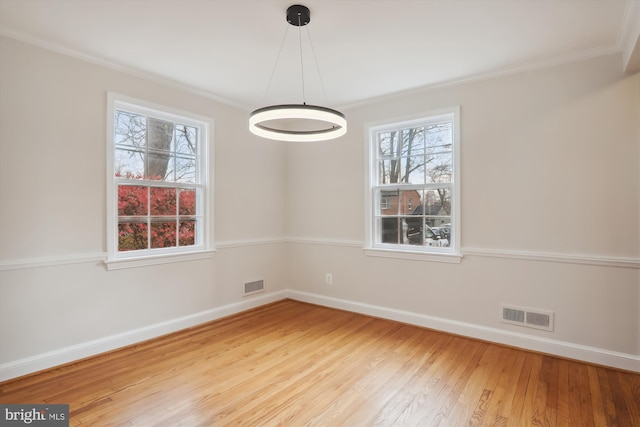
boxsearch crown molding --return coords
[339,47,622,110]
[0,20,628,114]
[0,29,249,110]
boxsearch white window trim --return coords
[364,107,462,263]
[105,92,214,270]
[104,250,215,270]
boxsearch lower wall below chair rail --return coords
[1,289,637,382]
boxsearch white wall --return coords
[0,36,288,378]
[285,53,640,369]
[1,36,638,378]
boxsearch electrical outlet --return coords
[325,273,333,285]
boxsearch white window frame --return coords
[105,93,214,270]
[364,107,462,263]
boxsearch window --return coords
[106,94,212,269]
[366,108,460,262]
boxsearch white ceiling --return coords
[0,0,638,110]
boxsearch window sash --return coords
[107,93,210,263]
[372,185,452,248]
[367,108,459,257]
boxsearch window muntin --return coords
[108,96,209,262]
[369,110,459,255]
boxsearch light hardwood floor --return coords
[1,299,639,426]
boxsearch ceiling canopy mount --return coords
[286,4,310,26]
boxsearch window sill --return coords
[104,250,216,270]
[363,248,463,263]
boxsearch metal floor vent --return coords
[243,280,264,296]
[500,304,554,331]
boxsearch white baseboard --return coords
[0,291,288,382]
[286,290,640,373]
[2,288,637,382]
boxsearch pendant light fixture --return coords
[249,4,346,142]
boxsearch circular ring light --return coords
[249,104,347,142]
[250,5,347,142]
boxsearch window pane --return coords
[425,152,452,183]
[378,189,399,215]
[378,132,394,157]
[378,159,393,184]
[118,222,148,251]
[150,222,177,248]
[175,156,196,183]
[114,111,146,148]
[118,185,148,216]
[404,156,426,184]
[114,149,144,179]
[425,224,449,247]
[404,215,423,245]
[395,127,424,157]
[424,188,451,217]
[379,216,424,246]
[378,157,427,185]
[397,189,421,215]
[179,221,196,246]
[380,217,402,244]
[433,221,452,244]
[406,127,425,154]
[378,127,426,158]
[426,122,453,153]
[422,188,452,247]
[383,130,404,158]
[146,149,171,181]
[150,187,176,216]
[404,217,451,248]
[179,189,196,215]
[163,156,176,183]
[174,124,197,155]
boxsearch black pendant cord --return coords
[305,25,329,106]
[297,13,306,105]
[261,24,290,104]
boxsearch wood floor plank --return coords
[606,369,634,427]
[587,365,608,427]
[521,353,544,425]
[493,348,527,425]
[475,346,517,426]
[578,363,596,427]
[506,351,536,426]
[596,365,621,426]
[556,358,571,426]
[621,370,640,423]
[1,299,638,426]
[450,343,503,426]
[419,339,489,425]
[355,328,442,425]
[377,334,460,425]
